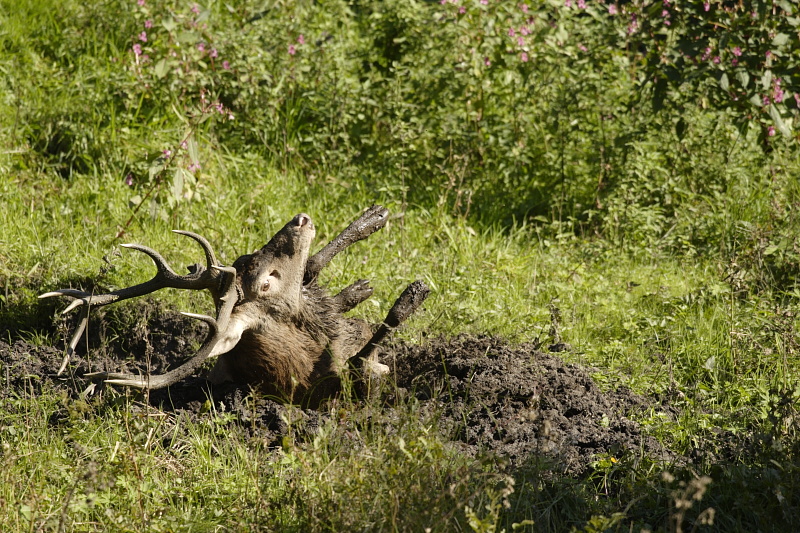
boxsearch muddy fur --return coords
[207,214,380,405]
[216,283,372,403]
[41,207,424,406]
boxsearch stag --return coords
[41,205,429,405]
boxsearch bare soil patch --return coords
[0,306,674,476]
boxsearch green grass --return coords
[3,152,800,530]
[3,156,799,530]
[3,0,800,530]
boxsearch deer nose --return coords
[294,213,313,229]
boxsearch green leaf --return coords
[187,137,200,166]
[768,104,792,137]
[172,168,185,200]
[154,58,169,79]
[719,72,729,91]
[162,18,177,32]
[762,70,772,90]
[736,70,749,89]
[772,33,790,47]
[779,1,795,14]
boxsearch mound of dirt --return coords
[390,335,673,474]
[0,310,674,476]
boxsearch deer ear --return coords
[209,315,249,357]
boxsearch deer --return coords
[40,205,429,406]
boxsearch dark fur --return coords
[214,217,373,405]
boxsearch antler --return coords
[40,231,228,375]
[84,265,241,389]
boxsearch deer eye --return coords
[261,281,270,292]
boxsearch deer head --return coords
[41,206,429,400]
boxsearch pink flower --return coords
[662,9,669,17]
[197,43,205,52]
[762,95,771,106]
[484,57,491,66]
[297,34,305,45]
[732,46,742,56]
[508,27,515,37]
[137,0,145,6]
[608,4,618,14]
[704,2,710,11]
[222,60,231,69]
[520,52,529,62]
[520,3,529,12]
[210,48,218,58]
[132,43,142,56]
[125,174,134,186]
[480,0,488,4]
[712,56,720,64]
[773,79,784,103]
[145,19,153,29]
[163,149,172,158]
[766,50,772,58]
[517,36,525,46]
[577,0,586,8]
[768,125,776,136]
[520,26,530,36]
[139,31,147,42]
[579,44,588,52]
[458,5,465,13]
[191,4,200,14]
[188,163,201,173]
[288,44,296,55]
[564,0,572,7]
[731,58,738,66]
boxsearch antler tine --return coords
[172,230,219,270]
[39,242,182,314]
[55,307,89,375]
[179,311,218,329]
[40,289,123,312]
[85,266,240,390]
[119,243,179,277]
[42,232,226,374]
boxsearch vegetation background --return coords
[1,0,800,530]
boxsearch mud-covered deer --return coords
[41,205,429,405]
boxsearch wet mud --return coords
[0,307,675,476]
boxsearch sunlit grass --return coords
[3,0,800,529]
